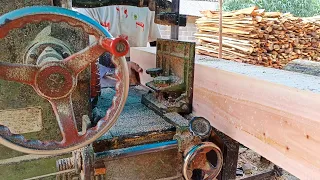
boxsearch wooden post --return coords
[218,0,223,59]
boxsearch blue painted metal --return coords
[0,6,113,38]
[185,143,201,156]
[95,140,178,160]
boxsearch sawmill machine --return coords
[0,0,281,180]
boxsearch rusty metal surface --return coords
[183,142,223,180]
[94,130,176,152]
[0,1,89,159]
[103,149,182,180]
[56,141,178,179]
[80,146,95,180]
[90,61,101,99]
[143,39,196,114]
[189,117,212,139]
[174,131,201,153]
[0,15,101,39]
[92,87,175,151]
[94,140,177,163]
[154,0,186,27]
[0,7,130,154]
[156,12,187,27]
[0,0,52,15]
[0,56,128,153]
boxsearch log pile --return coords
[195,6,320,68]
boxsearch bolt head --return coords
[116,42,126,53]
[189,117,212,139]
[29,53,37,60]
[62,52,70,58]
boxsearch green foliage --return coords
[222,0,320,17]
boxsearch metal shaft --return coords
[94,140,178,167]
[24,169,76,180]
[170,0,180,40]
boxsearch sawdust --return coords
[236,146,299,180]
[94,87,174,138]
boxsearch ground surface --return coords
[237,146,299,180]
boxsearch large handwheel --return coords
[0,6,130,155]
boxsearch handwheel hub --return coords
[35,64,75,99]
[0,6,130,155]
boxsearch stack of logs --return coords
[195,6,320,68]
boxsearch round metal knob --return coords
[189,117,212,139]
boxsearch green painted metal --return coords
[143,38,196,114]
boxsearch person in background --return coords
[73,5,161,85]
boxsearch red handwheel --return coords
[0,6,130,155]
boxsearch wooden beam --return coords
[131,47,320,179]
[193,61,320,180]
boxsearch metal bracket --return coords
[142,39,196,115]
[156,12,187,26]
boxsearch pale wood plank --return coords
[193,63,320,180]
[131,47,320,179]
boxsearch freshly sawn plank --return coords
[193,59,320,180]
[131,47,320,180]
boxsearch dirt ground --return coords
[236,146,299,180]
